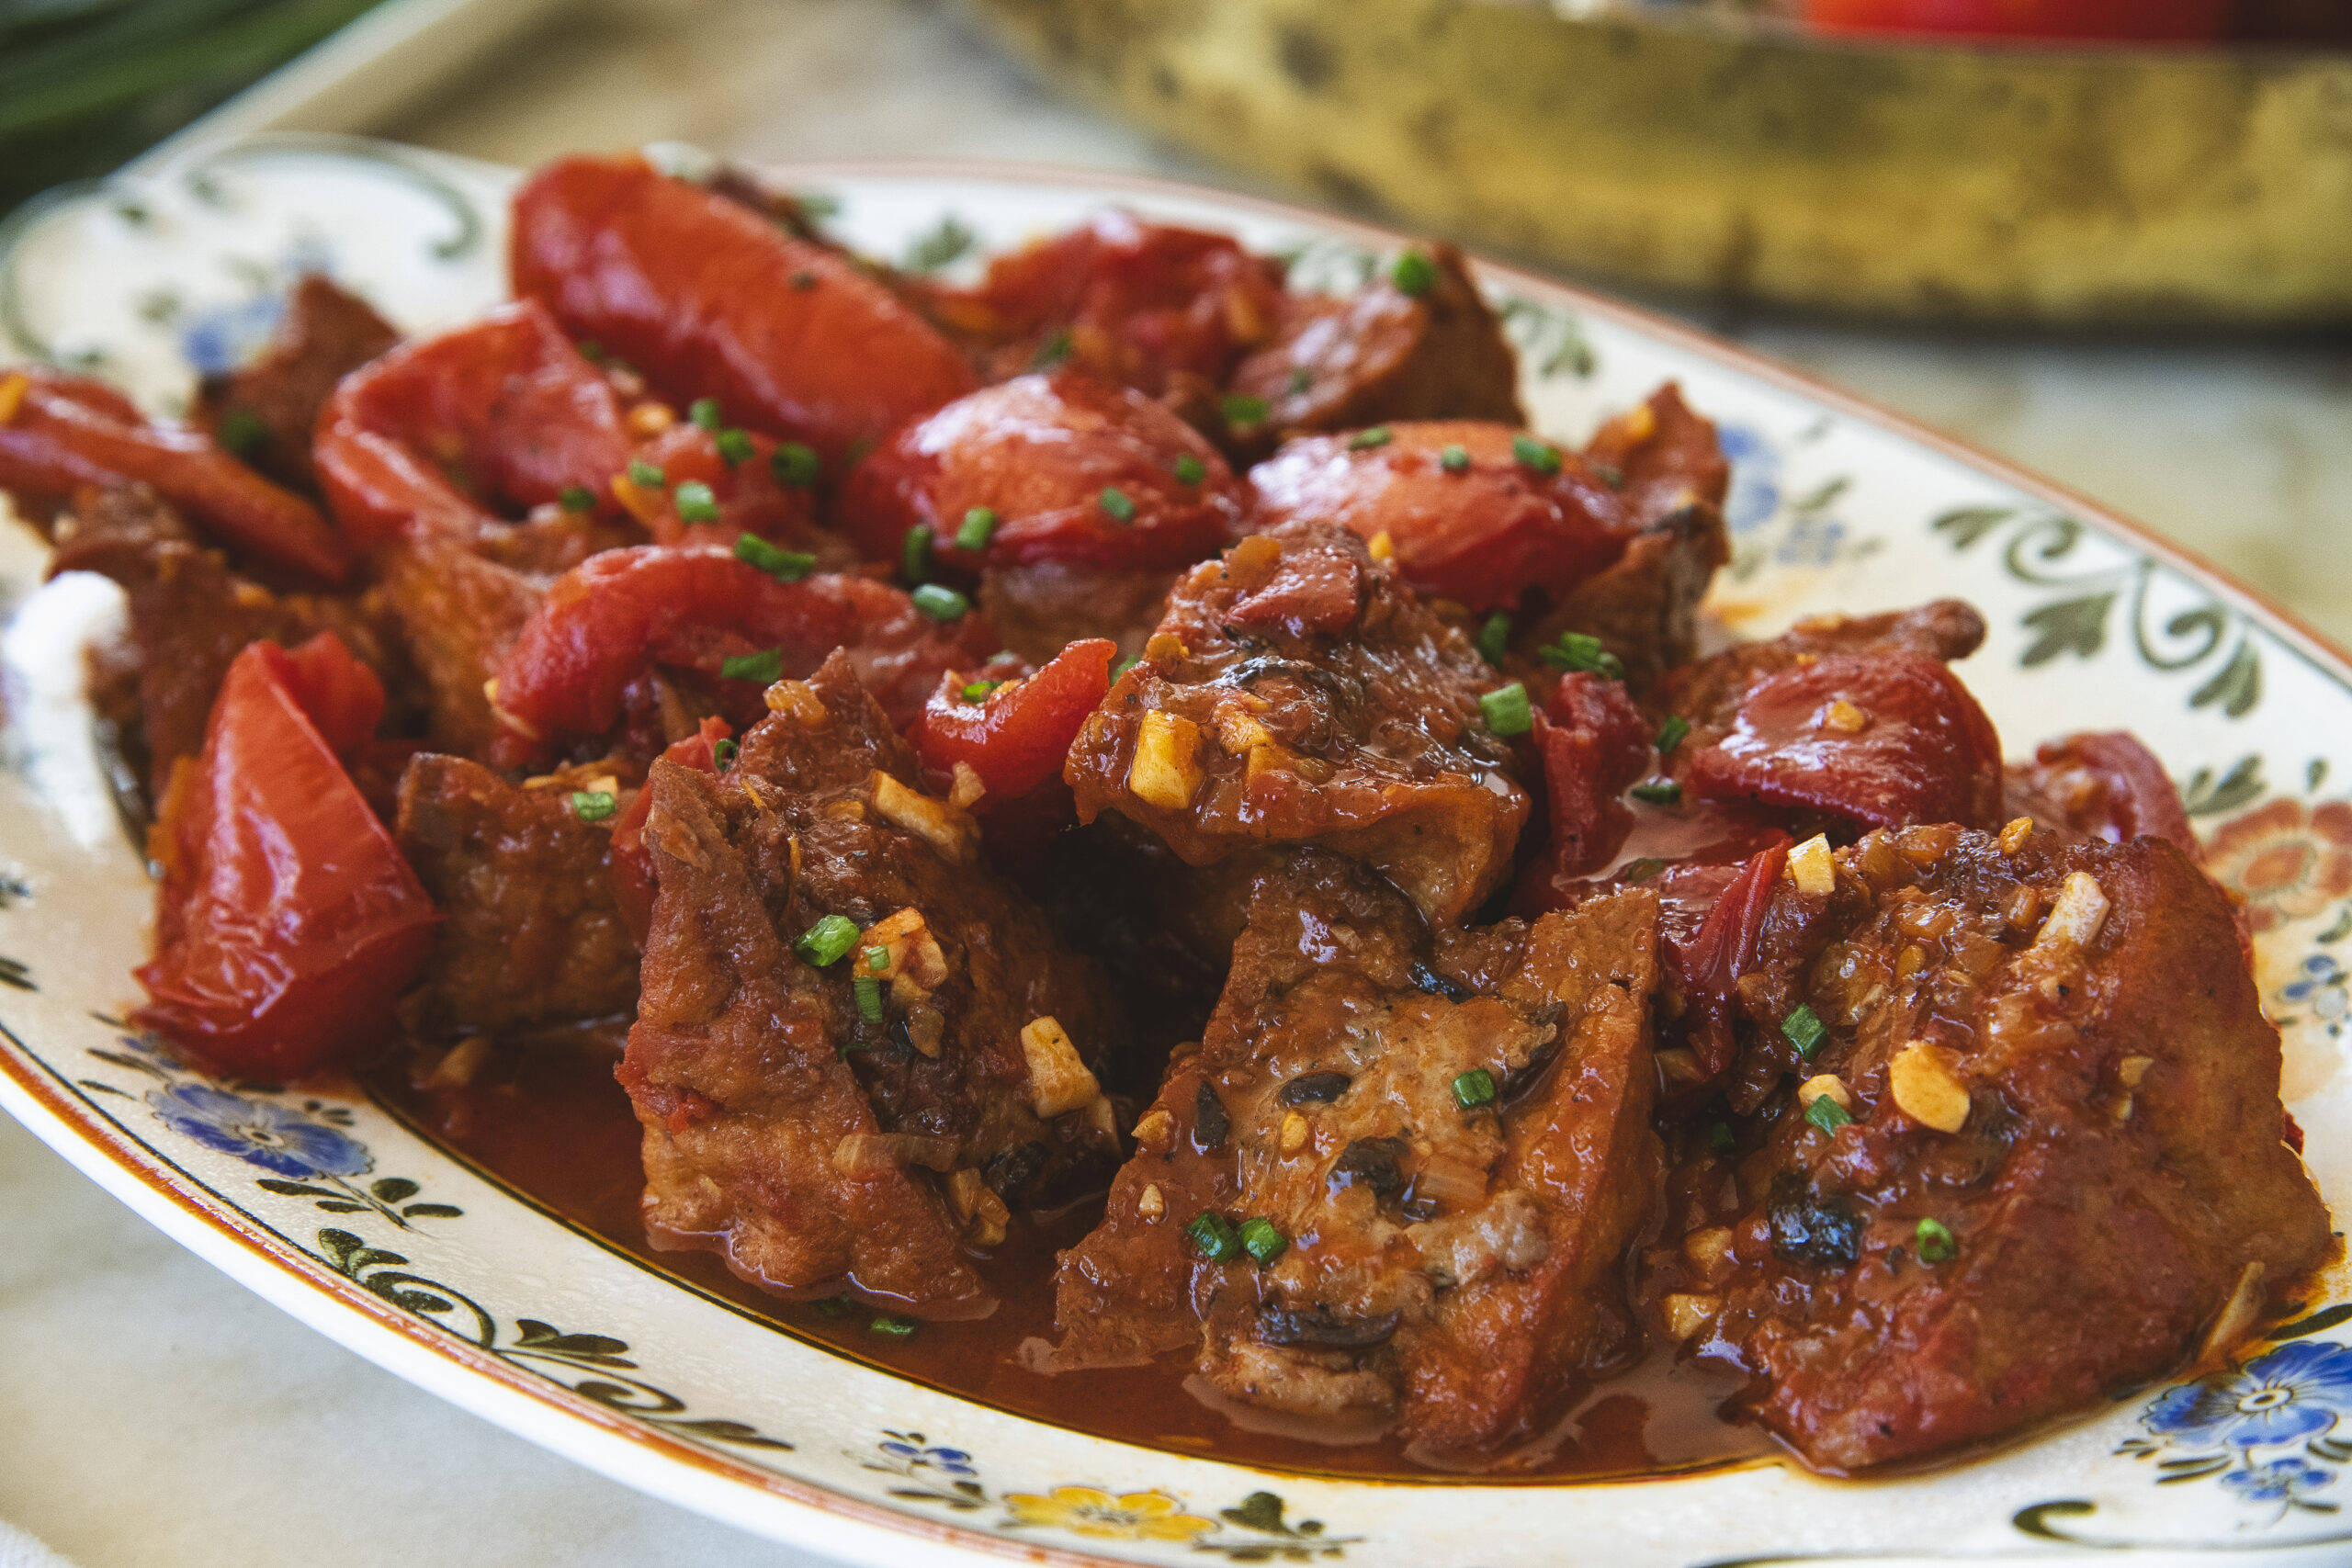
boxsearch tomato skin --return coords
[915,637,1115,800]
[838,372,1243,574]
[2019,730,2199,859]
[1663,840,1792,1081]
[315,300,633,547]
[491,545,999,753]
[1532,672,1654,877]
[608,715,730,944]
[510,154,977,463]
[623,422,825,553]
[1807,0,2228,39]
[1685,649,2004,832]
[1247,421,1637,612]
[265,633,386,760]
[133,638,435,1077]
[0,368,350,583]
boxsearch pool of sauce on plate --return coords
[368,1043,1779,1483]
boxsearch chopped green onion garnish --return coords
[1916,1217,1957,1264]
[1476,611,1511,666]
[902,523,934,583]
[1287,366,1312,395]
[714,427,754,466]
[911,583,969,621]
[771,443,820,489]
[1539,632,1625,681]
[569,790,616,822]
[1221,393,1270,426]
[1440,443,1470,474]
[789,270,818,290]
[1032,328,1073,368]
[689,397,723,430]
[1511,434,1563,476]
[1172,453,1204,485]
[865,944,891,974]
[1656,715,1690,755]
[1781,1004,1826,1059]
[1187,1211,1243,1263]
[217,407,268,456]
[961,680,1001,703]
[1805,1095,1853,1135]
[796,914,861,966]
[1621,857,1666,883]
[956,506,998,551]
[814,1295,855,1318]
[1240,1216,1288,1265]
[734,533,815,581]
[558,484,595,513]
[1594,462,1624,490]
[1453,1067,1498,1109]
[576,339,604,362]
[628,458,666,489]
[1479,682,1532,738]
[713,739,738,771]
[674,480,720,522]
[1629,779,1682,806]
[1347,425,1393,451]
[852,975,886,1023]
[721,648,783,682]
[1391,249,1438,297]
[1707,1120,1735,1154]
[1111,655,1143,681]
[868,1314,918,1338]
[1099,487,1136,524]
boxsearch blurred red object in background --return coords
[1808,0,2229,39]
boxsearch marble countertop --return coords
[4,3,2347,1565]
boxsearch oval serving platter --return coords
[2,134,2350,1568]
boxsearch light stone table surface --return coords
[4,2,2348,1564]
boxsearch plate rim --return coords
[5,141,2348,1568]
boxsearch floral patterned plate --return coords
[2,134,2349,1568]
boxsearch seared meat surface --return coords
[191,275,399,495]
[620,652,1127,1314]
[1644,825,2331,1471]
[1064,520,1529,926]
[1056,853,1660,1454]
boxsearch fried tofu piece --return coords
[620,651,1127,1315]
[192,274,399,495]
[1064,520,1529,926]
[1055,853,1659,1455]
[1648,827,2331,1471]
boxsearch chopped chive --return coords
[1781,1004,1826,1059]
[1539,631,1625,682]
[576,339,604,362]
[1172,453,1204,485]
[1629,779,1682,806]
[558,484,595,513]
[1221,393,1270,426]
[1453,1067,1498,1109]
[217,407,268,456]
[1391,249,1438,297]
[1621,857,1666,883]
[814,1295,855,1318]
[1511,434,1563,476]
[1347,425,1394,451]
[865,944,891,974]
[1594,462,1625,490]
[853,975,886,1023]
[1286,365,1312,396]
[1707,1120,1736,1154]
[721,648,783,682]
[734,533,815,581]
[796,914,861,966]
[569,790,616,823]
[956,506,998,550]
[1656,715,1691,755]
[1032,328,1073,368]
[789,270,818,290]
[1112,654,1143,681]
[1440,443,1470,474]
[689,397,723,430]
[1187,1211,1243,1263]
[1240,1216,1289,1265]
[1479,682,1532,738]
[714,427,754,466]
[771,442,820,489]
[1476,611,1511,666]
[1805,1095,1853,1135]
[713,739,738,771]
[868,1314,918,1338]
[1099,487,1136,524]
[1916,1217,1957,1264]
[902,523,934,583]
[911,583,969,621]
[961,680,1001,703]
[628,458,666,489]
[674,479,720,522]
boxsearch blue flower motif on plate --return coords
[146,1083,373,1179]
[2222,1457,2337,1505]
[2144,1341,2352,1449]
[880,1439,977,1477]
[1716,423,1781,536]
[178,294,284,378]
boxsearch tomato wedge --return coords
[134,637,436,1077]
[915,637,1115,800]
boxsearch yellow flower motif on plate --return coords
[1002,1484,1218,1541]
